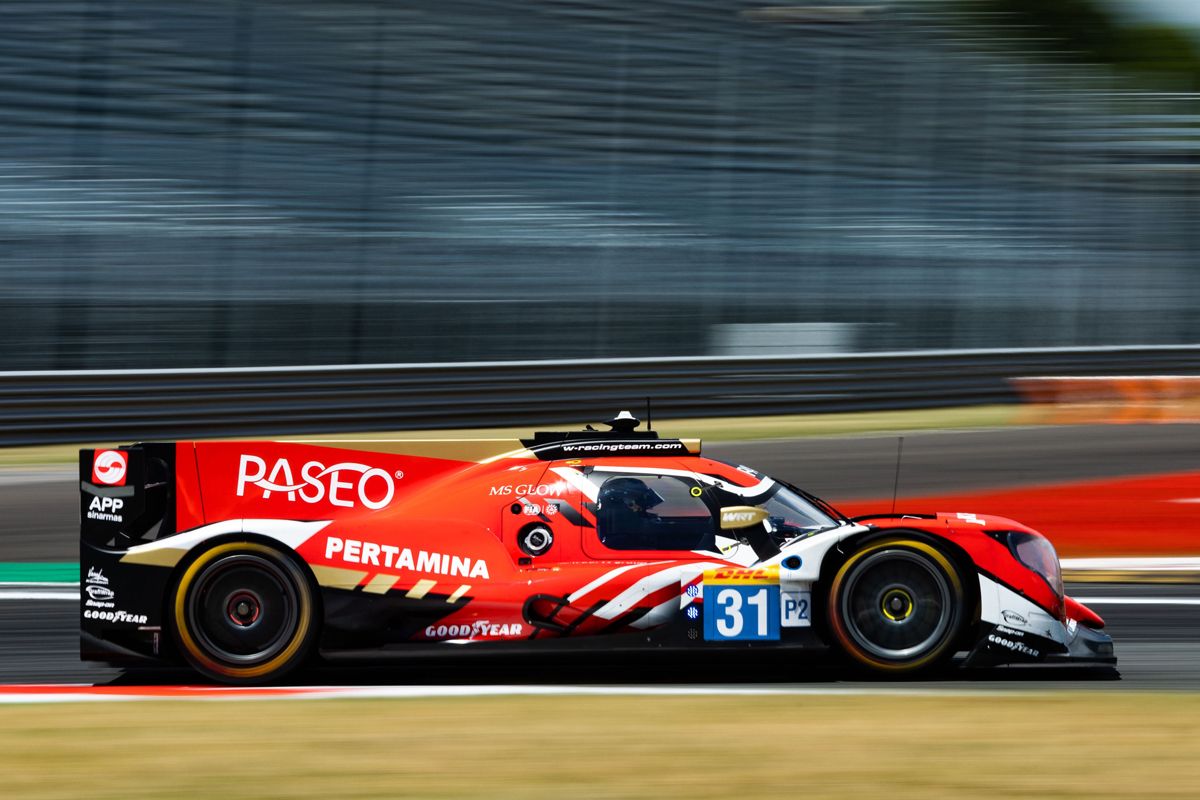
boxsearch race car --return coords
[79,412,1114,683]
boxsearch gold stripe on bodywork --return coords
[479,448,537,464]
[405,579,437,599]
[363,573,400,594]
[447,584,471,603]
[278,438,527,463]
[310,564,369,589]
[121,548,188,568]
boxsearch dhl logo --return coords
[703,566,779,586]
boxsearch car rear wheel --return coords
[827,537,965,675]
[172,542,317,684]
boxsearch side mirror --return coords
[719,506,770,530]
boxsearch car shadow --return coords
[100,649,1120,687]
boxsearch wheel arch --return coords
[814,527,981,649]
[163,531,324,678]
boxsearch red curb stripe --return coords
[0,685,329,697]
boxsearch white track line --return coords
[0,590,78,600]
[0,684,1044,704]
[1062,557,1200,571]
[1073,597,1200,606]
[4,588,1200,606]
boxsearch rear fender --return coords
[161,531,325,660]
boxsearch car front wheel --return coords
[827,537,966,675]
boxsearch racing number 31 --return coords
[704,585,781,641]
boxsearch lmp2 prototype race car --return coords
[80,412,1114,683]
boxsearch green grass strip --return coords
[0,562,77,584]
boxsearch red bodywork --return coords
[162,439,1099,643]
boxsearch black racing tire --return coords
[827,537,966,675]
[171,541,317,684]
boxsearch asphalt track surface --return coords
[1,584,1196,689]
[1,424,1197,690]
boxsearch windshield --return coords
[705,462,842,541]
[759,483,840,539]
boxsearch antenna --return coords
[890,436,904,516]
[646,396,653,431]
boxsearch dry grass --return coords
[1,692,1196,799]
[0,405,1018,467]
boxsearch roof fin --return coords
[604,410,641,433]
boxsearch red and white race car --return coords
[80,412,1114,683]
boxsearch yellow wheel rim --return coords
[828,538,963,673]
[173,542,312,680]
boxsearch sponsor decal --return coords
[1001,610,1028,626]
[86,495,125,523]
[325,536,490,579]
[489,482,566,497]
[83,609,148,625]
[685,584,700,598]
[236,455,399,510]
[92,450,128,486]
[956,512,986,526]
[718,506,769,530]
[424,621,523,639]
[704,566,779,585]
[557,441,687,455]
[987,633,1040,658]
[685,605,700,620]
[86,567,108,586]
[85,580,116,609]
[781,590,812,628]
[545,503,559,516]
[522,504,542,516]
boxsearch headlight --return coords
[1006,531,1064,614]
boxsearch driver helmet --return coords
[599,477,664,515]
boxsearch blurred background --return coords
[5,0,1200,370]
[5,1,1200,719]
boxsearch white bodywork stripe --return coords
[594,562,723,620]
[549,467,600,501]
[567,563,647,603]
[630,595,682,629]
[123,519,332,558]
[588,465,775,497]
[978,573,1067,644]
